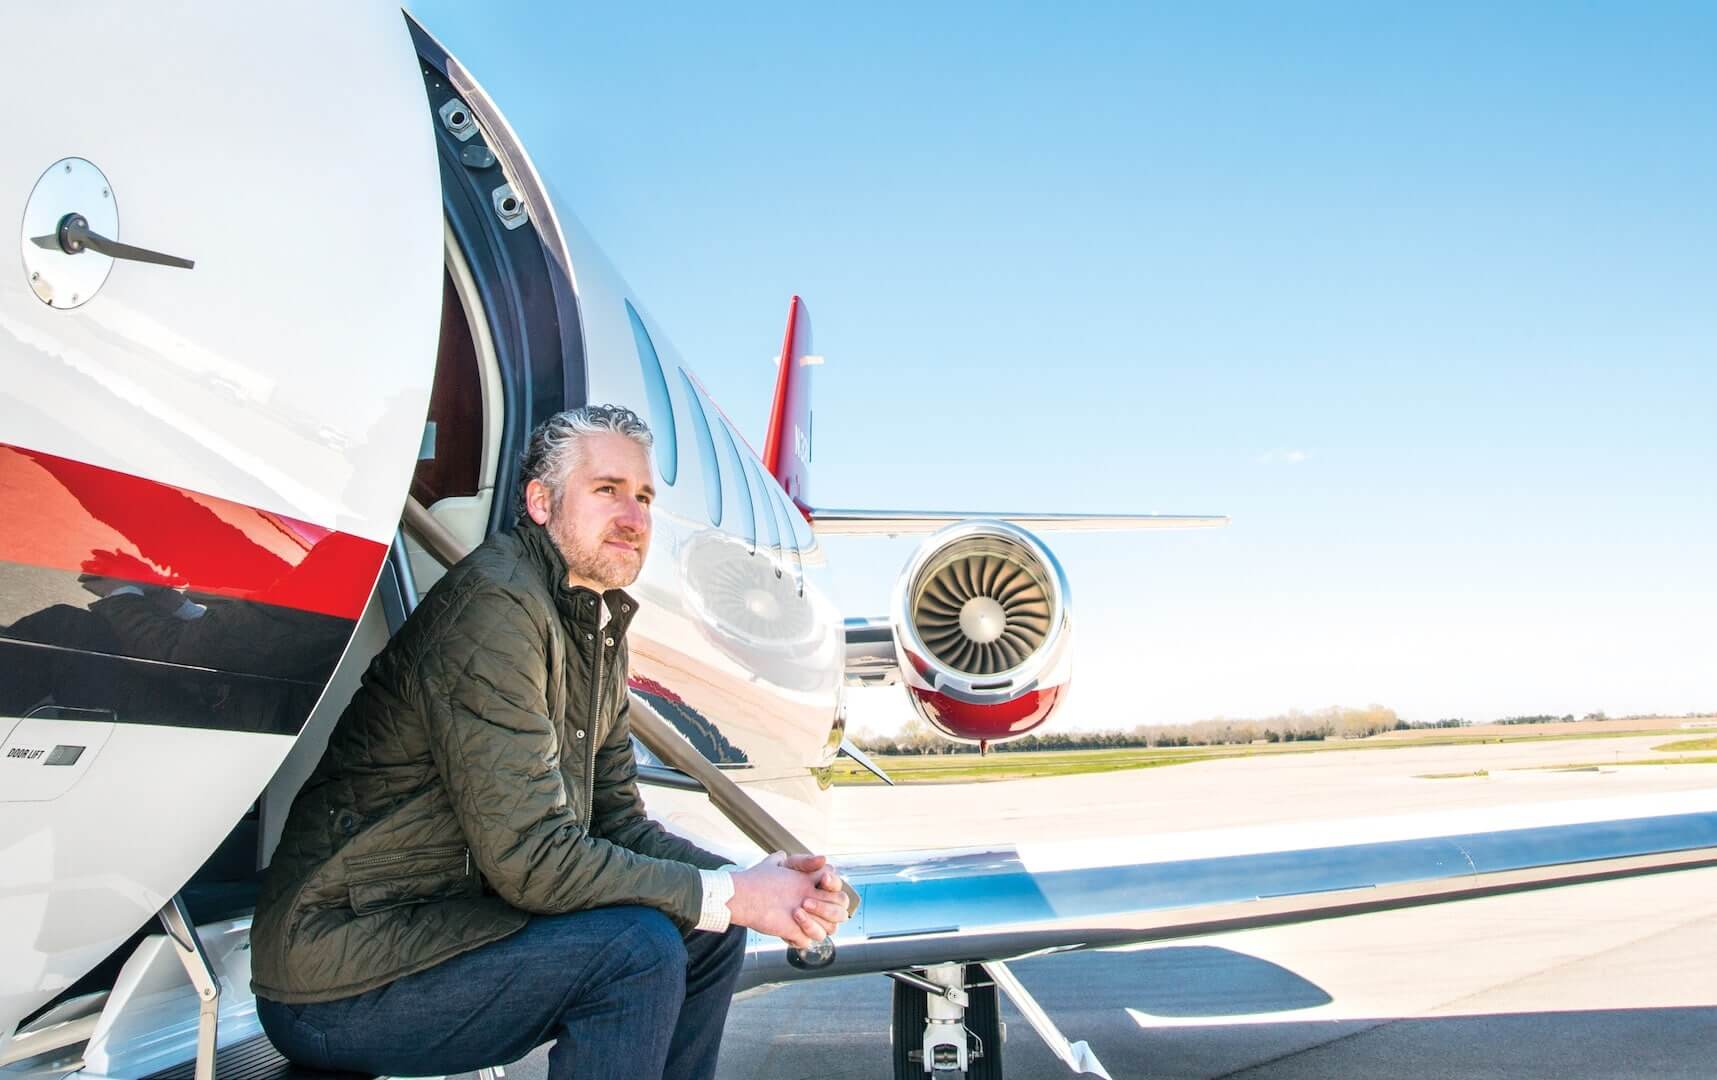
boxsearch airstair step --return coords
[141,1033,371,1080]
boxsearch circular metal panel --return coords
[20,157,118,310]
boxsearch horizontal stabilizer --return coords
[807,508,1229,536]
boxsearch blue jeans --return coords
[257,906,748,1080]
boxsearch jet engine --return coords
[884,520,1072,746]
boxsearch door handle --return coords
[32,213,194,269]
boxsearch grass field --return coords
[1533,755,1717,770]
[1374,715,1711,739]
[1655,737,1717,752]
[832,723,1708,785]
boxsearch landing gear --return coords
[889,964,1004,1078]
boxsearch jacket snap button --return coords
[576,729,586,739]
[585,632,594,640]
[604,637,614,647]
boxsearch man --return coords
[252,405,847,1080]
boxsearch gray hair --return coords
[515,404,653,518]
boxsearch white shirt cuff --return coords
[694,867,738,933]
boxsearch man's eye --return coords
[596,485,616,494]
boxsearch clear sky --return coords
[409,2,1715,732]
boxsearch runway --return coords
[512,735,1717,1078]
[717,865,1717,1078]
[829,731,1717,852]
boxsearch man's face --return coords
[524,432,654,592]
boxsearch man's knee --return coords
[619,908,689,988]
[683,921,746,988]
[714,923,746,968]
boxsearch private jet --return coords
[5,6,1715,1079]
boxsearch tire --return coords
[892,974,930,1079]
[964,966,1004,1080]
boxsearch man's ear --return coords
[524,479,553,525]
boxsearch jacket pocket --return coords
[345,844,471,916]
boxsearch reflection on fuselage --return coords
[0,443,376,737]
[678,528,829,694]
[628,673,748,765]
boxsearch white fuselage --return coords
[0,3,844,1044]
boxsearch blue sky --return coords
[411,2,1715,730]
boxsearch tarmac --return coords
[503,734,1717,1078]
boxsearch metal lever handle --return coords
[33,213,195,269]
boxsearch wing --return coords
[735,789,1717,990]
[808,508,1228,536]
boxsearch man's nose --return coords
[618,496,650,534]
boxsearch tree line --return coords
[854,704,1440,756]
[852,707,1716,756]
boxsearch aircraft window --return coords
[767,486,800,555]
[412,270,483,505]
[715,418,755,545]
[625,300,677,485]
[778,484,813,551]
[771,485,805,590]
[746,457,780,551]
[678,369,722,526]
[794,498,815,550]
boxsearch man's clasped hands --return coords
[727,851,849,950]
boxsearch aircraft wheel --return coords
[891,974,929,1079]
[965,967,1005,1080]
[891,965,1004,1079]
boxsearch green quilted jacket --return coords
[251,520,726,1003]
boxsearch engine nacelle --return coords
[890,521,1072,746]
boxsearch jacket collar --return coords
[516,518,639,639]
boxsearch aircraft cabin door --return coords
[0,3,443,1040]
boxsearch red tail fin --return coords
[762,296,816,511]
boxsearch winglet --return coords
[762,296,816,513]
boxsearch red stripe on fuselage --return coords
[0,443,385,621]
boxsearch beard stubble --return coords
[547,506,644,591]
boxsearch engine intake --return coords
[891,521,1071,745]
[913,543,1053,676]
